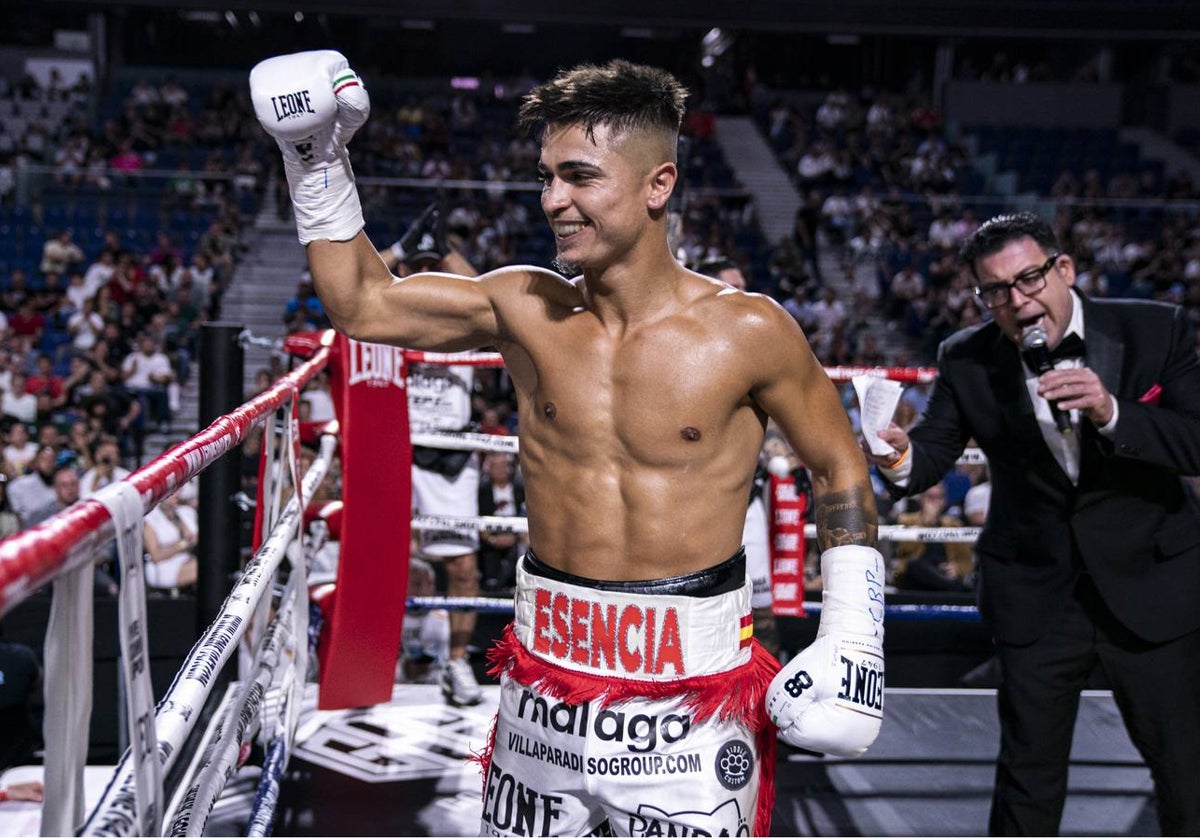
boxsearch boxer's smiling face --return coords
[537,121,668,276]
[975,235,1076,349]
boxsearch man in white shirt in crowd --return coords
[120,334,175,432]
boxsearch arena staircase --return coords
[224,185,305,397]
[1119,126,1200,186]
[712,115,802,247]
[141,186,299,464]
[711,116,918,365]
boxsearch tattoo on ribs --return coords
[815,484,878,551]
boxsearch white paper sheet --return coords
[852,375,904,455]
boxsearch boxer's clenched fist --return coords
[766,545,886,757]
[249,50,370,244]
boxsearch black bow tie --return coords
[1048,333,1085,363]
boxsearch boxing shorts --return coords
[479,550,780,837]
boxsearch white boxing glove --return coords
[249,50,370,244]
[766,544,885,757]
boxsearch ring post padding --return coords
[317,334,412,709]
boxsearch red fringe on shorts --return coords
[472,623,781,836]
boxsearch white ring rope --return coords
[406,348,983,467]
[166,573,301,837]
[413,428,985,466]
[244,711,291,837]
[411,430,520,454]
[413,513,981,544]
[83,433,337,837]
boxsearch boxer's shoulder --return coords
[483,265,588,312]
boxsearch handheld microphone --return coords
[1020,325,1072,434]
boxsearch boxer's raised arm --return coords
[250,50,499,352]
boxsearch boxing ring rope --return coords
[405,350,988,465]
[408,512,984,622]
[406,348,987,621]
[0,341,333,836]
[406,347,986,619]
[0,347,331,616]
[84,429,336,837]
[406,595,984,622]
[412,512,981,544]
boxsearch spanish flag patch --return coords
[739,613,754,648]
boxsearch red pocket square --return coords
[1138,384,1162,405]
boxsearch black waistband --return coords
[523,548,746,597]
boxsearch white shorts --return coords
[481,554,778,836]
[412,460,480,557]
[742,497,772,610]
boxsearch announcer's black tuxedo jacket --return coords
[896,294,1200,645]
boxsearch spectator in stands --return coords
[50,134,87,188]
[300,371,336,424]
[80,368,140,457]
[891,484,974,592]
[820,188,855,245]
[809,285,849,361]
[184,253,216,311]
[7,445,60,526]
[1,423,37,479]
[79,436,130,498]
[142,486,198,592]
[1,270,30,313]
[477,452,525,594]
[0,477,19,542]
[81,336,120,385]
[478,406,508,437]
[797,141,837,188]
[2,373,37,427]
[38,228,84,277]
[108,139,143,176]
[34,423,61,452]
[283,279,327,332]
[397,557,451,685]
[62,271,88,313]
[7,302,44,345]
[26,354,62,405]
[247,368,272,400]
[64,418,96,472]
[888,261,928,324]
[928,209,960,251]
[67,296,105,354]
[83,147,111,191]
[120,334,174,432]
[963,469,991,527]
[148,231,183,271]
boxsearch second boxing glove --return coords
[389,202,449,269]
[765,544,886,757]
[249,50,370,244]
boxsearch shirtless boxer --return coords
[251,53,884,836]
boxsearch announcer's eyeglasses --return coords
[974,253,1060,309]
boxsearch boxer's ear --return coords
[646,161,677,212]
